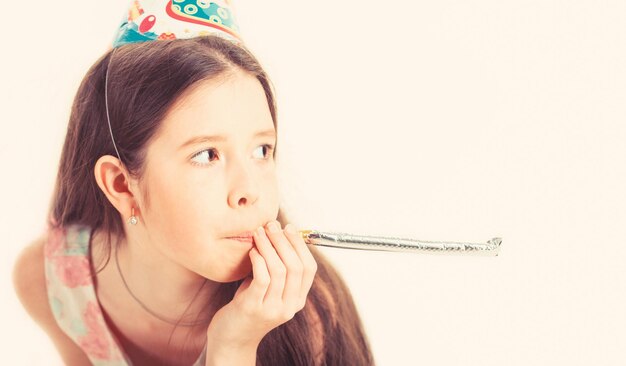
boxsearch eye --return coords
[253,144,275,160]
[190,148,220,167]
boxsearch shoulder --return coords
[12,233,92,366]
[12,234,49,323]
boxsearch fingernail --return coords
[268,221,280,233]
[257,226,265,236]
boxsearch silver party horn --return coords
[299,230,501,256]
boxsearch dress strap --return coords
[43,224,131,365]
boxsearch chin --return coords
[206,259,253,283]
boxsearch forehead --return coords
[157,71,274,145]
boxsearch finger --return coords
[247,247,270,303]
[254,225,286,303]
[283,223,318,301]
[264,221,304,304]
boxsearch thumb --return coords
[234,275,253,298]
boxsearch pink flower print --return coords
[77,301,112,360]
[45,227,65,259]
[53,255,93,288]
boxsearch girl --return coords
[12,1,374,365]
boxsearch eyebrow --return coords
[178,129,277,150]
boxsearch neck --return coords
[91,227,220,331]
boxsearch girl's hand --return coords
[205,220,318,352]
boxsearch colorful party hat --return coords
[111,0,242,48]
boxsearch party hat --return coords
[111,0,242,48]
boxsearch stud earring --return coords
[128,207,138,225]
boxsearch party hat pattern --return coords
[112,0,242,48]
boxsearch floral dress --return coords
[44,223,207,365]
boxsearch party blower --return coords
[298,230,502,256]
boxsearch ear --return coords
[94,155,141,221]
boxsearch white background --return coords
[1,1,625,365]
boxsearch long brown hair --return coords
[47,35,375,365]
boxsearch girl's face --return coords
[135,71,279,282]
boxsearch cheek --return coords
[146,166,278,231]
[257,168,280,213]
[145,176,213,245]
[150,179,187,218]
[263,167,280,193]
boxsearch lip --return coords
[227,236,253,240]
[225,231,254,239]
[226,237,255,245]
[225,231,255,245]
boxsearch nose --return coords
[227,158,260,208]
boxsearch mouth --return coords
[225,233,255,244]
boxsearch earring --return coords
[128,207,138,225]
